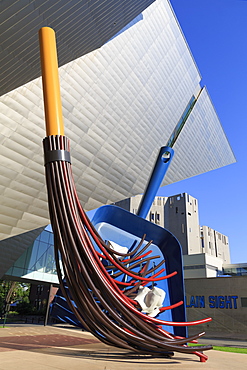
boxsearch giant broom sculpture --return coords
[39,27,212,362]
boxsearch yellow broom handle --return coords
[39,27,64,136]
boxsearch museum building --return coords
[114,193,247,337]
[1,0,245,338]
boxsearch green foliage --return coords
[15,284,30,301]
[15,298,33,315]
[188,343,247,354]
[0,280,8,315]
[213,346,247,354]
[0,280,31,316]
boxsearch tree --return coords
[0,280,30,317]
[15,296,33,315]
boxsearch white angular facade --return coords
[0,0,235,278]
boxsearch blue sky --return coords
[160,0,247,263]
[88,0,246,264]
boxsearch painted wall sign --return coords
[186,295,238,309]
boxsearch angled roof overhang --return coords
[0,0,235,279]
[0,0,155,96]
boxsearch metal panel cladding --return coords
[0,0,235,247]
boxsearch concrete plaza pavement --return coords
[0,324,246,370]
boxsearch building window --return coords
[156,213,160,222]
[201,238,204,249]
[37,285,43,295]
[34,299,42,310]
[184,265,205,270]
[241,297,247,307]
[188,212,191,216]
[177,196,180,201]
[176,207,178,213]
[209,242,211,249]
[150,213,155,222]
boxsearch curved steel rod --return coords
[43,135,212,362]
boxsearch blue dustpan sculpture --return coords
[51,146,187,337]
[91,146,187,337]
